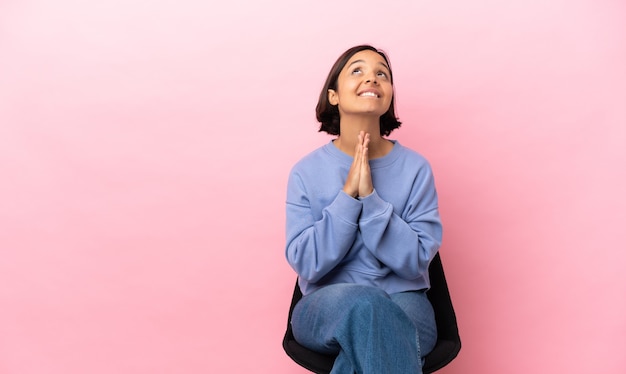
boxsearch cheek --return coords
[336,83,351,94]
[384,96,393,112]
[385,87,394,103]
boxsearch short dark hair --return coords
[316,45,401,136]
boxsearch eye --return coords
[351,67,362,75]
[377,71,389,78]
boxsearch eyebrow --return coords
[348,59,390,71]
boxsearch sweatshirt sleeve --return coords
[358,164,442,280]
[285,171,362,283]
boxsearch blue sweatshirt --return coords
[286,140,442,296]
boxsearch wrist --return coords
[343,188,358,199]
[358,188,374,199]
[342,187,359,199]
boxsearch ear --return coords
[327,89,338,106]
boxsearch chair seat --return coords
[282,252,461,374]
[284,340,334,373]
[422,339,461,373]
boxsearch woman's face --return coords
[328,50,393,120]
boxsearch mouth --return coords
[358,91,380,98]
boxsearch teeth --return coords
[359,92,378,97]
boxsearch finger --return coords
[349,136,361,164]
[361,135,369,163]
[358,130,366,146]
[361,146,370,170]
[345,153,361,198]
[353,142,362,166]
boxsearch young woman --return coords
[285,45,442,373]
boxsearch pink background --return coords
[1,0,625,373]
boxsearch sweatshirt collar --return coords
[326,139,401,169]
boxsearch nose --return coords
[365,75,378,84]
[365,73,378,84]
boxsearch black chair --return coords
[282,252,461,373]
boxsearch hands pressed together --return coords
[343,131,374,198]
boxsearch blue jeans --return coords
[292,283,437,374]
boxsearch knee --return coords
[327,285,400,320]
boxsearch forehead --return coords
[345,50,389,68]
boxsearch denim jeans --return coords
[291,283,437,374]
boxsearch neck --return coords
[334,117,393,159]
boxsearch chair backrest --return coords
[422,252,462,373]
[282,252,461,374]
